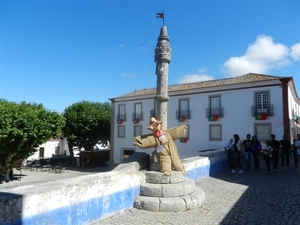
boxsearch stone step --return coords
[134,186,205,212]
[145,171,185,184]
[141,178,195,197]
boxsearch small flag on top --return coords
[156,12,164,19]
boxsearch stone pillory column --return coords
[154,26,171,130]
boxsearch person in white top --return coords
[224,137,234,169]
[295,134,300,166]
[261,140,273,174]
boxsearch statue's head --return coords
[148,117,162,132]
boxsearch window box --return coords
[180,137,188,143]
[117,119,124,124]
[255,112,267,120]
[208,114,218,121]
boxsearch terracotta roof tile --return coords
[118,73,290,98]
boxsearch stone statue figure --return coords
[133,117,187,176]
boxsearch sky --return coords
[1,0,300,113]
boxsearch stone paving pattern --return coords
[93,161,300,225]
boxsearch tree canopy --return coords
[62,101,111,156]
[0,99,65,175]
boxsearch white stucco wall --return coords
[112,79,299,165]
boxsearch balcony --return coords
[132,113,143,124]
[176,110,191,122]
[206,108,224,118]
[116,114,126,124]
[251,105,273,116]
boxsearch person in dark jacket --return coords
[251,135,262,170]
[280,135,291,166]
[242,134,252,170]
[270,134,280,172]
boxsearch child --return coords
[261,140,273,174]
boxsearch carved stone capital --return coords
[154,95,170,102]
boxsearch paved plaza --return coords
[0,166,108,190]
[94,161,300,225]
[1,159,300,225]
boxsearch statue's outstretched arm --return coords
[133,133,158,149]
[166,125,188,140]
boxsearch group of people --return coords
[224,133,300,174]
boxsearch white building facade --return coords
[109,73,300,165]
[27,137,69,160]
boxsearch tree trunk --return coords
[4,153,16,182]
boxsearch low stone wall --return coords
[184,149,228,180]
[0,150,227,225]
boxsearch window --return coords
[117,125,125,138]
[117,104,126,123]
[256,92,268,113]
[209,124,222,141]
[134,125,142,137]
[39,147,45,158]
[252,91,273,116]
[177,99,190,120]
[133,103,143,123]
[118,105,126,121]
[150,101,157,118]
[254,123,271,141]
[206,95,223,117]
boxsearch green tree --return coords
[0,99,65,180]
[62,101,111,159]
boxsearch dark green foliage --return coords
[0,99,65,176]
[62,101,111,157]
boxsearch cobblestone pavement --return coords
[93,160,300,225]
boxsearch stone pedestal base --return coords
[134,170,205,212]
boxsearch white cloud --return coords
[177,70,214,84]
[223,35,295,77]
[290,43,300,61]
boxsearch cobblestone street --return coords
[94,162,300,225]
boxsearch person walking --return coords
[270,134,280,172]
[261,140,273,174]
[280,135,291,166]
[242,134,252,170]
[251,135,262,170]
[231,134,243,174]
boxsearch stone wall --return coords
[0,150,227,225]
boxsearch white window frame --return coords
[209,95,221,115]
[178,98,190,118]
[255,91,269,113]
[117,125,125,138]
[134,125,142,137]
[209,124,222,141]
[118,104,126,121]
[134,102,143,120]
[254,123,272,141]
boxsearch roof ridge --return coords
[118,73,290,98]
